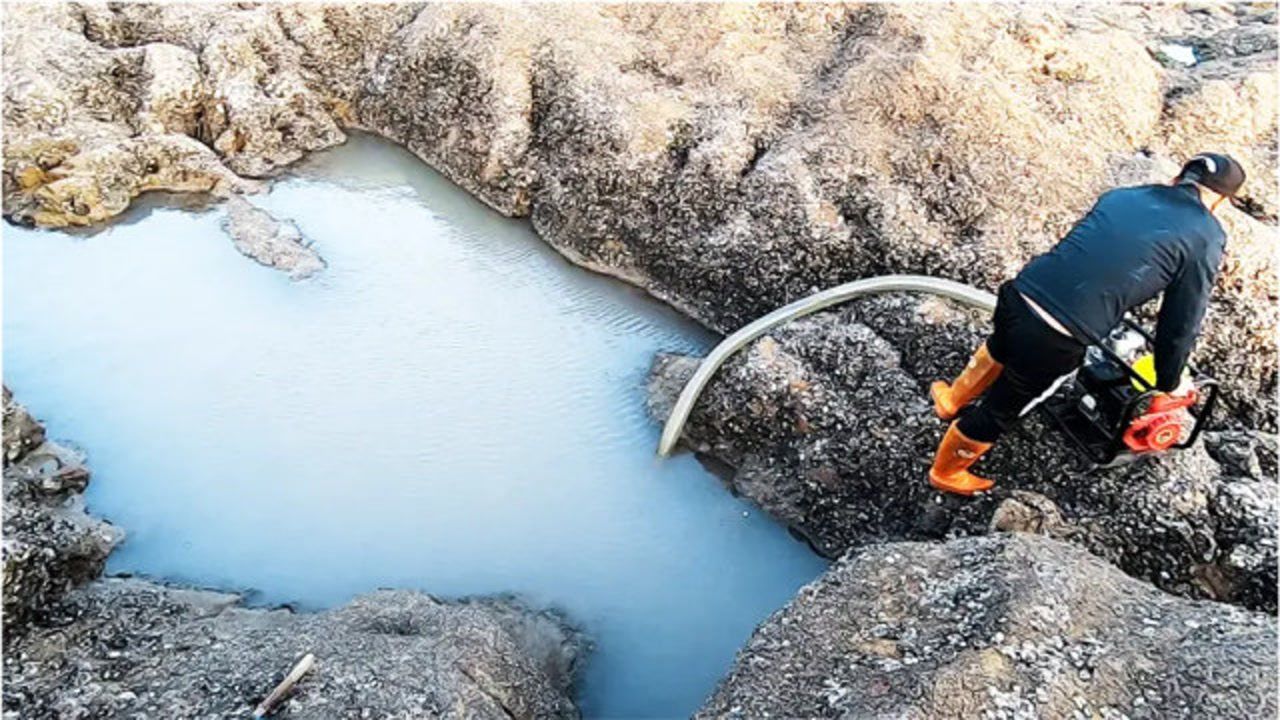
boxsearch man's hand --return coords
[1171,374,1196,398]
[1150,382,1198,415]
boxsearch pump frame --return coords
[1037,318,1220,465]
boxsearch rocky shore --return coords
[2,388,120,632]
[3,3,1277,717]
[648,294,1279,613]
[698,533,1278,719]
[2,392,584,718]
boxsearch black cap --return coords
[1180,153,1246,197]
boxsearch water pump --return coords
[1037,319,1219,466]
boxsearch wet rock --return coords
[649,294,1278,611]
[2,393,121,635]
[697,534,1277,719]
[358,4,542,216]
[222,196,326,279]
[4,580,582,719]
[2,3,1275,425]
[3,388,44,466]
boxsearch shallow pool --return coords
[3,135,826,718]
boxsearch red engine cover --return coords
[1123,392,1196,454]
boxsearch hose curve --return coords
[657,274,998,456]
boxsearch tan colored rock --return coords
[138,43,205,136]
[12,134,254,227]
[358,3,546,215]
[195,11,348,177]
[2,2,1275,423]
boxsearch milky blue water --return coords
[3,135,826,718]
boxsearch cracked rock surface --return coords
[1,392,583,718]
[649,294,1278,613]
[696,533,1277,720]
[3,2,1276,425]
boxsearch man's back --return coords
[1014,183,1226,388]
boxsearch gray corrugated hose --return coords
[657,274,998,456]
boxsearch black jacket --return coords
[1013,183,1226,391]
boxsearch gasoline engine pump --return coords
[1037,319,1219,466]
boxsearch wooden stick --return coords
[252,653,316,719]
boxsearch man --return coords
[928,153,1246,495]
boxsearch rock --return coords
[4,580,582,719]
[5,133,257,228]
[1204,429,1278,479]
[3,388,44,466]
[989,491,1076,540]
[2,3,1275,426]
[193,13,349,177]
[137,42,206,136]
[649,293,1278,611]
[357,4,542,216]
[222,196,326,279]
[1206,478,1279,605]
[1,393,583,717]
[3,393,121,634]
[697,533,1278,719]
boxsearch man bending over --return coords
[928,153,1246,495]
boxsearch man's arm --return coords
[1153,239,1223,392]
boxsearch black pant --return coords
[959,282,1086,443]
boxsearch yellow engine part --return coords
[1130,353,1189,391]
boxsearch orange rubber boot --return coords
[928,422,994,496]
[930,343,1003,420]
